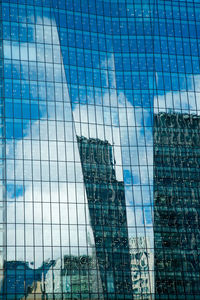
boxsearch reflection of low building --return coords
[0,261,37,299]
[45,258,62,297]
[2,257,101,299]
[45,254,103,299]
[129,237,154,300]
[22,281,44,300]
[62,255,101,295]
[0,260,54,299]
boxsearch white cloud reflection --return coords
[3,10,154,271]
[4,15,96,268]
[154,75,200,113]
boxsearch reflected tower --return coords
[154,112,200,298]
[77,136,132,299]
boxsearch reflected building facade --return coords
[129,237,154,299]
[154,113,200,299]
[45,254,103,299]
[0,0,200,299]
[77,136,132,298]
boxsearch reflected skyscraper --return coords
[77,136,132,298]
[154,113,200,298]
[0,0,200,299]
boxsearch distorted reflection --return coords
[154,112,200,296]
[1,0,155,299]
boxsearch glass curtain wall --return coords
[154,0,200,299]
[0,0,200,299]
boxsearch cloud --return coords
[3,9,154,277]
[4,14,96,268]
[154,75,200,113]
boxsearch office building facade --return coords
[154,112,200,299]
[0,0,200,299]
